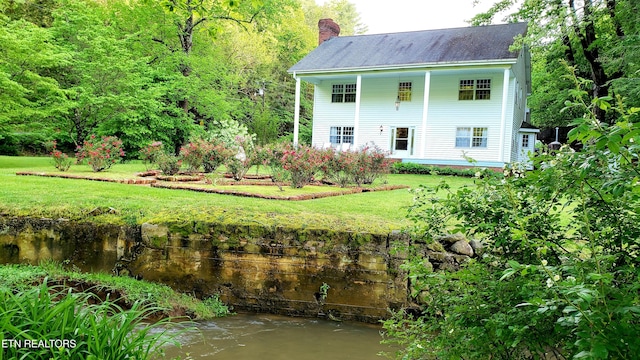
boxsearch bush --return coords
[179,140,207,172]
[391,162,480,177]
[202,138,233,173]
[280,144,322,188]
[383,85,640,359]
[139,141,164,170]
[257,143,289,186]
[351,145,391,186]
[76,135,125,172]
[46,140,72,171]
[224,135,254,181]
[156,153,181,175]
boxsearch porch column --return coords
[293,76,301,147]
[353,75,362,147]
[498,68,510,162]
[420,71,431,158]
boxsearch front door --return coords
[391,127,415,158]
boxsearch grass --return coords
[0,262,229,320]
[0,156,475,233]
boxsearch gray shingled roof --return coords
[289,22,527,73]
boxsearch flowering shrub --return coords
[47,140,72,171]
[280,144,322,188]
[320,146,391,187]
[351,146,391,186]
[156,153,181,175]
[203,139,233,173]
[224,135,254,181]
[257,143,289,189]
[179,141,207,172]
[76,135,125,172]
[139,141,164,170]
[319,148,355,187]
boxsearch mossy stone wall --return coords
[0,216,408,322]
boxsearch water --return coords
[160,313,394,360]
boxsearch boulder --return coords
[450,240,474,257]
[469,239,484,256]
[436,233,466,244]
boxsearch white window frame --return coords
[458,79,491,100]
[398,81,412,102]
[330,126,354,145]
[456,127,488,148]
[331,83,357,103]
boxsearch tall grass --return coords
[0,280,184,360]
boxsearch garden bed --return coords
[15,171,409,201]
[151,182,409,200]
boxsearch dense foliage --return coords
[0,0,365,156]
[0,281,181,359]
[383,78,640,359]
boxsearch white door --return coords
[518,133,535,164]
[390,127,415,158]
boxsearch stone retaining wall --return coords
[0,216,479,323]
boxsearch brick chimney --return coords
[318,18,340,45]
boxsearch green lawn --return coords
[0,156,475,233]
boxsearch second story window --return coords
[332,83,357,103]
[398,81,412,101]
[459,79,491,100]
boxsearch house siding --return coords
[307,66,524,168]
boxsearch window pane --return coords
[330,127,340,144]
[331,84,343,103]
[343,127,354,143]
[396,127,409,138]
[395,140,408,150]
[472,127,487,148]
[456,127,471,147]
[398,82,412,101]
[344,93,356,102]
[522,134,529,148]
[476,79,491,100]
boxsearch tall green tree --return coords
[473,0,637,126]
[0,13,69,140]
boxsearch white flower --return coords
[566,276,576,283]
[475,171,482,178]
[553,274,561,282]
[541,259,548,266]
[546,278,554,288]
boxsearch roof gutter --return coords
[288,58,517,75]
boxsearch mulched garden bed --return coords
[16,171,409,200]
[16,171,157,185]
[151,182,409,201]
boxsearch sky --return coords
[317,0,496,34]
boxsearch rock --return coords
[141,223,169,248]
[469,239,484,256]
[426,241,445,253]
[450,240,474,257]
[436,233,466,244]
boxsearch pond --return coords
[160,313,395,359]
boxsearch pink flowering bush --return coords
[351,146,391,186]
[139,141,164,170]
[320,146,391,187]
[179,141,207,172]
[76,135,125,172]
[47,140,72,171]
[280,144,323,188]
[257,143,289,189]
[203,138,233,173]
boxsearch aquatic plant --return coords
[0,280,182,359]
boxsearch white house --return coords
[288,21,536,169]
